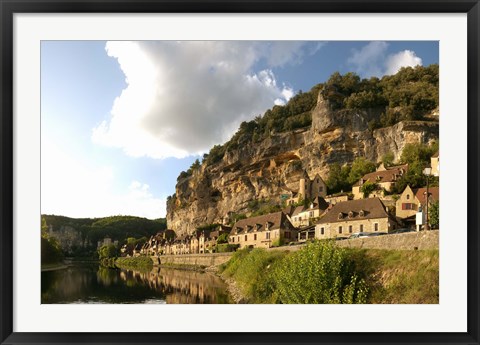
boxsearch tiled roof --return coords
[414,187,439,203]
[354,164,408,186]
[230,211,288,235]
[318,198,390,224]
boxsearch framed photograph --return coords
[1,1,479,344]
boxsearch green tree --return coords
[361,181,378,198]
[98,244,119,260]
[400,142,438,165]
[347,157,376,185]
[326,163,351,194]
[217,233,229,244]
[382,152,395,167]
[429,201,439,229]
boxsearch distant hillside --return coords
[42,214,167,256]
[167,65,439,235]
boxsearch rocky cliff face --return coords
[167,94,439,235]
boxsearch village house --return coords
[228,211,297,249]
[324,193,350,205]
[289,196,329,227]
[352,164,408,200]
[315,198,399,239]
[395,185,439,219]
[286,170,327,206]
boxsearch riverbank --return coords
[41,262,69,272]
[115,256,153,271]
[218,242,439,304]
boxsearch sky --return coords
[41,41,439,219]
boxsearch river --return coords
[41,264,233,304]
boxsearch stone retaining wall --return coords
[152,252,233,267]
[336,230,439,250]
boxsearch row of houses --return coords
[129,153,439,255]
[127,225,232,257]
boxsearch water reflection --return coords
[42,264,232,304]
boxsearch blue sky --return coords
[41,41,438,219]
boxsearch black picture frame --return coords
[1,1,479,344]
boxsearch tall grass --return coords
[220,241,368,304]
[220,243,439,304]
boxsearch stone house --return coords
[228,211,297,249]
[315,198,399,239]
[286,171,327,206]
[289,196,329,227]
[324,193,349,205]
[395,185,440,219]
[352,164,408,200]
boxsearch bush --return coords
[271,241,368,304]
[217,243,240,253]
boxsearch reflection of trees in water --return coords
[42,264,232,304]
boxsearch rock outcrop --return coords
[167,93,439,235]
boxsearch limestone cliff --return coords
[167,94,439,235]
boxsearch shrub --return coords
[271,241,368,304]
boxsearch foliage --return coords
[347,248,439,304]
[382,152,395,167]
[347,157,376,185]
[216,243,240,253]
[221,242,368,304]
[221,248,288,302]
[400,142,438,165]
[428,201,439,229]
[322,65,438,122]
[250,199,283,217]
[217,233,229,244]
[41,237,64,265]
[361,181,378,198]
[271,241,368,304]
[98,244,119,260]
[196,223,221,232]
[41,214,167,258]
[326,163,352,194]
[115,256,153,272]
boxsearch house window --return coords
[406,194,410,200]
[245,235,248,241]
[360,224,364,231]
[374,223,379,232]
[285,232,290,239]
[309,211,314,217]
[232,237,235,243]
[254,234,257,241]
[266,232,270,240]
[339,226,343,234]
[320,227,325,235]
[402,203,412,210]
[349,225,352,233]
[237,236,240,242]
[319,186,323,192]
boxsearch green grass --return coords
[346,248,439,304]
[220,244,439,304]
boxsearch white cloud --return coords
[347,42,423,78]
[93,41,321,159]
[41,137,165,219]
[385,50,423,75]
